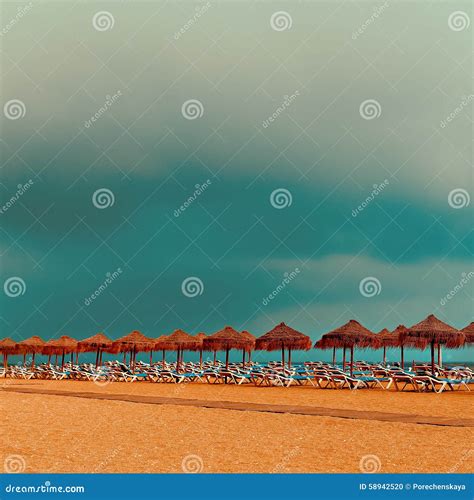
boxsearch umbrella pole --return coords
[99,349,103,366]
[176,348,180,373]
[342,347,346,371]
[288,348,292,369]
[400,346,404,369]
[76,352,79,364]
[162,349,165,368]
[248,351,251,363]
[225,349,229,370]
[437,344,442,367]
[350,346,354,376]
[61,351,65,370]
[150,350,153,365]
[242,349,245,368]
[32,352,35,369]
[199,349,203,369]
[383,346,386,365]
[281,345,285,367]
[430,341,435,375]
[23,354,26,366]
[213,351,216,366]
[70,352,73,365]
[95,350,99,368]
[332,347,336,366]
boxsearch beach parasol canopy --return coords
[78,333,112,368]
[0,338,18,373]
[314,320,378,374]
[42,335,78,368]
[17,336,45,367]
[256,322,311,367]
[203,326,253,369]
[155,330,202,372]
[400,314,465,374]
[111,330,155,368]
[461,322,474,344]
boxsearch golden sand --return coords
[1,380,473,473]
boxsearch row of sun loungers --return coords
[3,361,472,392]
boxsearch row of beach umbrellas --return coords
[0,315,472,375]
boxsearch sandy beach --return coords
[1,379,472,474]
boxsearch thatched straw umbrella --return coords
[0,338,18,375]
[78,333,112,368]
[256,322,312,368]
[461,322,474,344]
[375,329,391,365]
[241,330,256,366]
[203,326,253,370]
[17,336,45,368]
[111,330,155,369]
[155,330,201,372]
[42,336,78,369]
[400,314,465,374]
[314,320,378,375]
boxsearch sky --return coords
[1,0,472,363]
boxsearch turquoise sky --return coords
[1,0,472,363]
